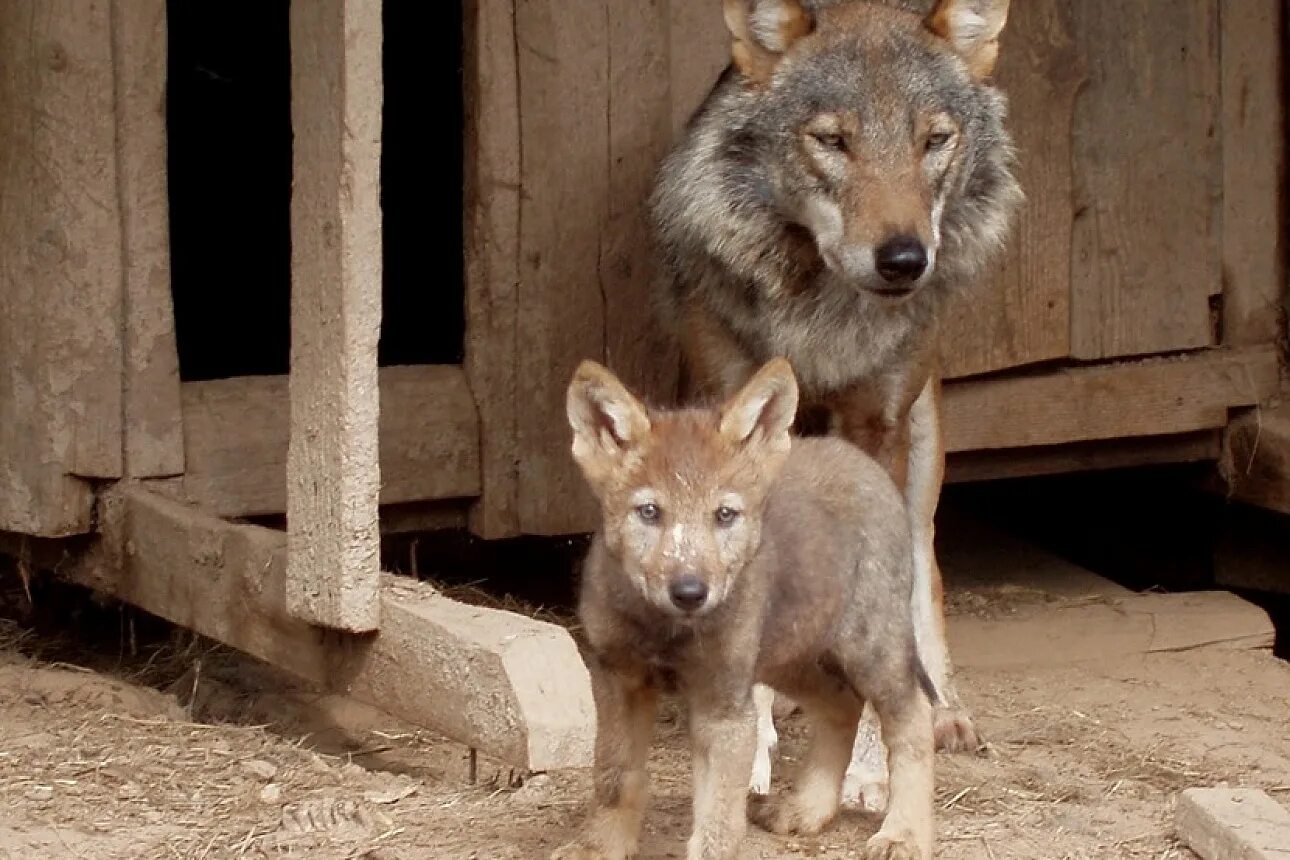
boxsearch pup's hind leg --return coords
[866,686,935,860]
[907,376,977,752]
[552,662,657,860]
[749,686,861,837]
[749,684,778,795]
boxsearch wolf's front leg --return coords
[552,660,658,860]
[749,684,778,795]
[686,688,758,860]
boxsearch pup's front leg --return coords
[686,687,758,860]
[552,659,658,860]
[867,687,934,860]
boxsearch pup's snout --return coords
[668,574,709,612]
[874,235,928,285]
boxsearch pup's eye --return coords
[925,131,953,152]
[714,506,741,526]
[810,131,847,152]
[636,503,661,524]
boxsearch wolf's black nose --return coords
[668,574,709,611]
[875,236,928,283]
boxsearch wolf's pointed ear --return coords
[567,360,652,483]
[719,358,799,457]
[724,0,814,83]
[925,0,1009,79]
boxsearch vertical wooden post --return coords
[286,0,383,631]
[112,0,185,479]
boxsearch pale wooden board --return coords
[69,487,595,773]
[513,0,611,535]
[945,431,1222,485]
[287,0,383,630]
[940,0,1082,378]
[947,591,1275,671]
[181,367,480,519]
[112,0,185,478]
[1224,402,1290,517]
[942,346,1279,453]
[0,0,123,535]
[1176,787,1290,860]
[463,0,523,539]
[1069,0,1221,359]
[1220,0,1286,348]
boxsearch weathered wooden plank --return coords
[513,0,609,535]
[946,431,1222,485]
[112,0,185,478]
[69,487,595,772]
[287,0,383,630]
[603,0,678,402]
[0,0,123,536]
[940,0,1081,379]
[1176,787,1290,860]
[948,591,1275,671]
[463,0,522,539]
[182,366,480,519]
[1220,0,1285,348]
[1069,0,1220,359]
[667,0,728,137]
[943,346,1278,453]
[1223,403,1290,517]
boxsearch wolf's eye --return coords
[925,131,953,152]
[714,506,741,527]
[810,131,847,152]
[636,503,661,524]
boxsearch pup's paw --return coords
[864,831,923,860]
[934,705,980,753]
[550,841,634,860]
[747,794,835,836]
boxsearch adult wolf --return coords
[651,0,1021,805]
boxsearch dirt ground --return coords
[0,541,1288,859]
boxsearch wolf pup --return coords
[651,0,1022,800]
[554,358,935,860]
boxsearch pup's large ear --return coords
[719,358,799,459]
[567,360,652,485]
[724,0,814,83]
[924,0,1009,79]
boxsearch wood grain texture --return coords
[463,0,522,538]
[70,486,595,772]
[945,431,1222,485]
[942,346,1279,453]
[667,0,728,137]
[112,0,185,478]
[1223,403,1290,517]
[0,0,122,535]
[182,367,480,519]
[513,0,610,534]
[287,0,382,630]
[1069,0,1221,359]
[940,0,1082,378]
[1220,0,1285,347]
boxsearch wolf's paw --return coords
[842,724,889,813]
[748,793,835,837]
[934,706,980,754]
[864,830,924,860]
[749,747,773,796]
[840,774,888,814]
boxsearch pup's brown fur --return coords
[554,359,934,860]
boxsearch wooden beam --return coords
[1220,0,1285,348]
[1069,0,1220,359]
[68,486,595,773]
[181,366,480,520]
[1223,402,1290,516]
[942,346,1279,453]
[287,0,383,631]
[946,431,1222,485]
[112,0,185,478]
[463,0,522,539]
[667,0,727,138]
[0,0,124,536]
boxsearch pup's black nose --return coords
[668,574,709,612]
[874,236,928,284]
